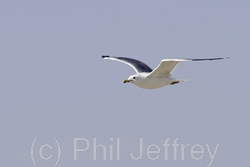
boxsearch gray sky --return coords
[1,1,249,167]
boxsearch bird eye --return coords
[133,77,136,79]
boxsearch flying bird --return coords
[102,55,228,89]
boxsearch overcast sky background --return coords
[1,1,250,167]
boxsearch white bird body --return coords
[126,73,182,89]
[102,55,228,89]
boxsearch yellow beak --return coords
[123,79,131,83]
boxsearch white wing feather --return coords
[148,59,189,77]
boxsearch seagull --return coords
[102,55,228,89]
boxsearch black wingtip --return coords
[191,57,229,61]
[102,55,110,59]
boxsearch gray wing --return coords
[148,57,229,77]
[102,55,153,73]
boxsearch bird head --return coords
[123,74,138,83]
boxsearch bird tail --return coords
[170,79,189,85]
[179,79,189,82]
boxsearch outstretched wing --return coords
[102,55,153,73]
[148,57,228,77]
